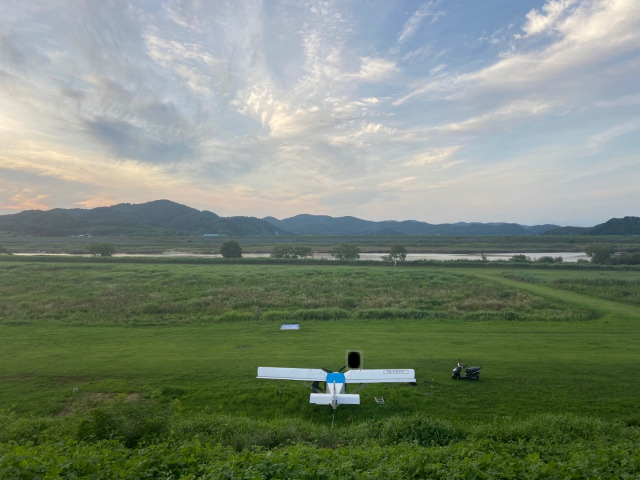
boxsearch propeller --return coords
[322,365,347,373]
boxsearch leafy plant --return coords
[76,396,172,447]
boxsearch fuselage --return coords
[309,371,360,410]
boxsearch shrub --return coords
[610,252,640,265]
[536,256,561,264]
[76,397,172,447]
[293,308,348,321]
[88,243,115,256]
[330,244,360,260]
[261,310,293,322]
[375,416,462,446]
[216,310,255,322]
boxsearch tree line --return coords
[7,239,639,265]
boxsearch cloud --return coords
[356,57,397,81]
[379,176,416,190]
[0,146,179,189]
[331,122,397,148]
[398,1,443,45]
[0,188,49,211]
[0,1,638,222]
[397,0,640,104]
[519,0,578,37]
[597,93,640,108]
[434,100,553,134]
[145,34,219,97]
[404,146,460,167]
[84,117,195,163]
[585,121,640,153]
[393,99,553,143]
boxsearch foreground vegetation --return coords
[2,411,638,478]
[1,258,639,477]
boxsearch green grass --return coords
[502,269,640,306]
[1,259,639,477]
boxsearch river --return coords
[13,252,590,262]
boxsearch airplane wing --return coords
[257,367,327,382]
[344,369,416,384]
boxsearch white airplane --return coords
[257,366,416,410]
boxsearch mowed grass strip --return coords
[472,269,640,321]
[499,269,640,307]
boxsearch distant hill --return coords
[544,216,640,235]
[0,200,288,236]
[262,214,559,236]
[2,199,632,237]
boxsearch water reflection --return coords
[14,252,591,262]
[244,252,590,262]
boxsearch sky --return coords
[1,0,639,226]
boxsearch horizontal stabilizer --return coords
[310,393,360,405]
[257,367,327,382]
[344,369,416,384]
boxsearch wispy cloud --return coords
[398,0,640,104]
[404,146,460,167]
[585,121,640,153]
[397,1,443,45]
[0,0,638,224]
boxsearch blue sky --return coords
[1,0,638,225]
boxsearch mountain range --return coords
[0,200,285,236]
[0,200,637,236]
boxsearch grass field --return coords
[1,258,639,478]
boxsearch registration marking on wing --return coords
[383,370,410,375]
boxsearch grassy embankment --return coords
[1,259,639,477]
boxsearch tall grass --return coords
[0,262,600,325]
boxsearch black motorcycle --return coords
[452,362,481,380]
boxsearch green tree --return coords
[536,256,556,264]
[388,244,407,264]
[585,243,613,264]
[610,252,640,265]
[88,243,115,256]
[220,241,242,258]
[330,243,360,260]
[270,245,312,259]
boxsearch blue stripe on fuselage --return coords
[326,372,345,383]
